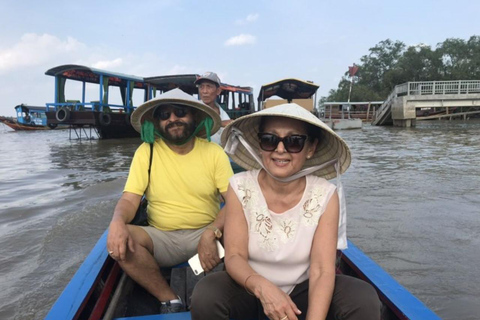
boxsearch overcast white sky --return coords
[1,0,479,117]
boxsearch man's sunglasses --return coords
[155,106,189,121]
[257,133,308,153]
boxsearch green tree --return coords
[437,38,470,79]
[394,44,442,82]
[323,36,480,103]
[357,39,406,96]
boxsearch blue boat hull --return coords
[45,227,440,320]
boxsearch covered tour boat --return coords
[45,65,149,139]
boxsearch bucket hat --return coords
[221,103,351,180]
[131,88,221,142]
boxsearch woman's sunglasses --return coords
[257,133,308,153]
[155,107,189,121]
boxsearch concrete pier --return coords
[373,80,480,126]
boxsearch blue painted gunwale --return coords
[45,231,440,320]
[45,229,109,320]
[342,241,440,320]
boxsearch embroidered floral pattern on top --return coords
[278,218,298,243]
[254,208,273,238]
[238,174,327,252]
[255,208,278,251]
[301,185,324,227]
[236,179,257,207]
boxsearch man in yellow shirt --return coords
[106,88,233,313]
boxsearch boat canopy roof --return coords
[258,78,319,103]
[145,74,199,95]
[15,104,47,112]
[145,74,254,96]
[220,84,253,95]
[45,64,146,89]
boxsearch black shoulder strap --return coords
[146,143,154,193]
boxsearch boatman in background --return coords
[106,88,233,314]
[195,71,232,144]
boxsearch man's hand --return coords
[107,219,135,261]
[197,230,221,272]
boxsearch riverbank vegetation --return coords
[323,35,480,103]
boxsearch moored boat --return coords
[0,104,59,131]
[257,78,320,112]
[44,66,257,140]
[322,101,383,123]
[45,65,149,139]
[256,78,362,130]
[321,103,366,130]
[323,118,363,130]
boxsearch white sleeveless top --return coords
[230,170,337,294]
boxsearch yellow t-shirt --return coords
[124,138,233,231]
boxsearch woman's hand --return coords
[256,280,302,320]
[107,219,135,261]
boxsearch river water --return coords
[0,120,479,320]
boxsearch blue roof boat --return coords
[0,104,60,131]
[44,66,256,139]
[45,64,149,139]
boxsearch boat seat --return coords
[168,262,225,309]
[89,101,100,111]
[102,106,112,113]
[66,100,81,110]
[105,262,224,319]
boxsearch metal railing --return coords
[404,80,480,96]
[46,102,133,113]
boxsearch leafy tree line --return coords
[323,35,480,104]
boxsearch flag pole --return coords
[347,64,358,120]
[347,77,353,119]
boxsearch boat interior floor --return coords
[109,263,225,318]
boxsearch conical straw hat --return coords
[221,103,351,180]
[131,88,221,138]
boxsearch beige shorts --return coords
[140,226,207,267]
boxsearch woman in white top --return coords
[191,104,381,320]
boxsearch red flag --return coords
[348,65,359,77]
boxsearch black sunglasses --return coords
[257,133,308,153]
[155,106,189,121]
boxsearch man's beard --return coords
[160,120,196,144]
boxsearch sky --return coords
[1,0,479,117]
